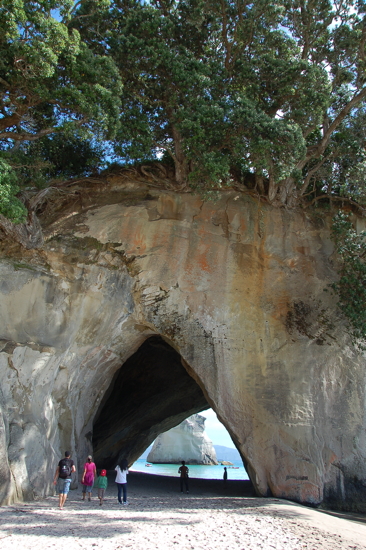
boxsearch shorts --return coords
[82,484,93,493]
[98,488,105,499]
[58,478,72,494]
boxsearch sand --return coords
[0,472,365,550]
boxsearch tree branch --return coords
[298,153,334,196]
[0,76,11,88]
[0,113,22,132]
[0,117,88,141]
[303,194,366,213]
[296,86,366,171]
[0,127,58,141]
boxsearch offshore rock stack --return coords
[147,414,218,465]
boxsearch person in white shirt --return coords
[115,459,129,505]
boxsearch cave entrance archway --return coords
[92,335,212,469]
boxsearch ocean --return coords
[130,458,249,481]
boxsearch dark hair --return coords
[120,459,128,471]
[65,451,70,457]
[181,460,185,465]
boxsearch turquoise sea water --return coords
[130,458,249,481]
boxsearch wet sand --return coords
[0,471,365,549]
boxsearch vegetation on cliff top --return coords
[1,0,366,216]
[0,0,122,221]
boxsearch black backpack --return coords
[59,458,73,479]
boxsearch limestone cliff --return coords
[147,414,218,464]
[0,176,365,511]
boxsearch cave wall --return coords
[0,179,365,510]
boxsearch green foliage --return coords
[0,160,27,222]
[0,0,122,220]
[2,0,366,221]
[70,0,366,203]
[302,103,366,206]
[101,0,312,188]
[331,212,366,348]
[0,0,122,141]
[2,133,106,188]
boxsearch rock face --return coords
[147,414,218,464]
[0,176,365,510]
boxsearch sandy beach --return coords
[0,472,365,550]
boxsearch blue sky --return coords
[200,408,235,449]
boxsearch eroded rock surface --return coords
[147,414,218,465]
[0,178,365,510]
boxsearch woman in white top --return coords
[115,458,129,505]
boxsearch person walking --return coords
[223,466,228,484]
[115,459,129,505]
[81,455,97,501]
[94,469,108,506]
[178,460,189,493]
[53,451,76,510]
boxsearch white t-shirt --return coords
[115,465,128,483]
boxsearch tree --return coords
[0,0,122,221]
[0,0,121,144]
[0,159,25,222]
[3,0,366,218]
[76,0,366,205]
[2,132,106,188]
[105,0,308,191]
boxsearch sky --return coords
[200,408,235,449]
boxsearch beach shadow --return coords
[1,470,364,542]
[0,493,345,541]
[0,504,135,539]
[315,508,366,526]
[127,471,255,498]
[127,472,366,527]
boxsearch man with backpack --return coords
[53,451,76,510]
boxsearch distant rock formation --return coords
[214,445,241,463]
[147,414,218,465]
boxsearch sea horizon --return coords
[130,457,249,481]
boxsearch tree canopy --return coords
[1,0,366,216]
[74,0,366,207]
[0,0,122,219]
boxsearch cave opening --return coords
[92,335,211,470]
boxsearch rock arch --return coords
[92,335,210,469]
[0,178,365,510]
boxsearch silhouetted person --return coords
[178,460,189,493]
[223,467,228,484]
